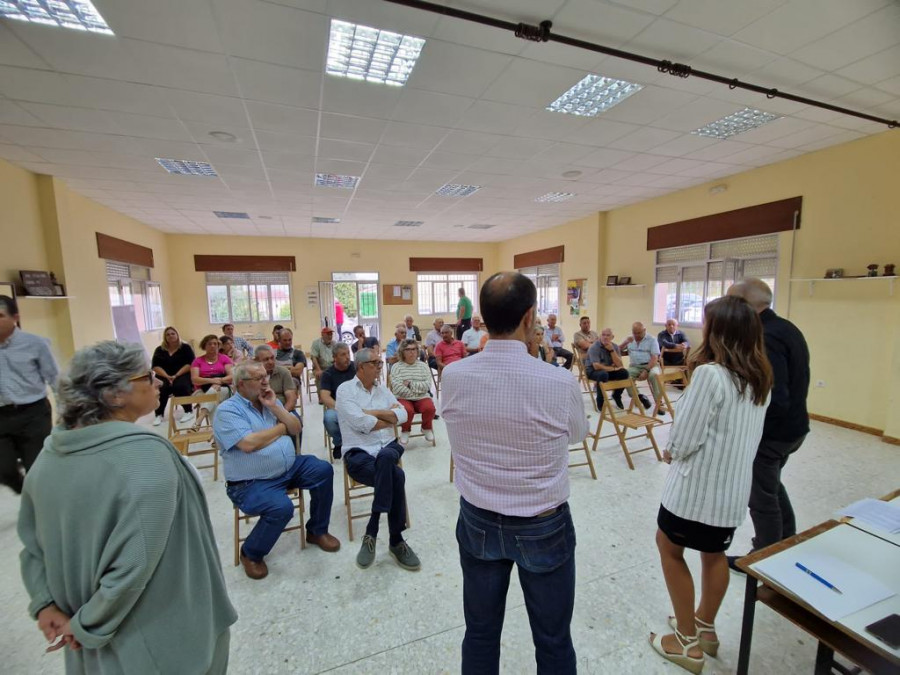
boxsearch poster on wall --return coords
[566,279,586,316]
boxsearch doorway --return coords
[330,272,380,344]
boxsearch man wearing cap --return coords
[310,326,337,383]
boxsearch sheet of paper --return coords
[753,552,895,621]
[402,287,411,300]
[838,498,900,533]
[393,286,401,297]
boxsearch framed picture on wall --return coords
[618,276,632,285]
[0,281,15,300]
[606,275,618,286]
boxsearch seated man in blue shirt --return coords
[586,328,629,409]
[337,348,420,572]
[384,323,408,366]
[657,318,690,366]
[619,321,663,413]
[215,361,340,580]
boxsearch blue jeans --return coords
[456,498,577,675]
[323,408,341,447]
[344,440,406,538]
[226,455,334,561]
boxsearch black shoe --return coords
[612,395,624,410]
[727,555,746,574]
[638,394,651,409]
[332,445,342,460]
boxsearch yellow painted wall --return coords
[165,235,499,351]
[599,130,900,435]
[497,213,603,344]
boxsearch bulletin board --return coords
[382,284,413,306]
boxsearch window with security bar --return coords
[416,273,478,316]
[106,262,164,331]
[518,264,560,317]
[205,272,292,324]
[652,234,778,327]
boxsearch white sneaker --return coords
[424,430,434,442]
[152,415,163,426]
[179,410,194,423]
[399,431,410,445]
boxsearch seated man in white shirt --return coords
[460,315,487,354]
[336,348,421,572]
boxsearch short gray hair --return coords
[332,342,350,356]
[729,278,772,311]
[254,344,274,360]
[404,314,413,321]
[57,341,146,429]
[234,361,264,383]
[355,347,377,365]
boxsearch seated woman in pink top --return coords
[190,334,234,431]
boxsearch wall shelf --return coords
[21,295,73,300]
[790,276,895,297]
[602,284,646,290]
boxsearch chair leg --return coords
[342,463,354,541]
[449,454,455,483]
[614,424,635,470]
[582,440,597,480]
[298,491,306,550]
[233,508,240,567]
[647,427,663,462]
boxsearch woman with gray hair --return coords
[389,338,436,445]
[17,341,236,674]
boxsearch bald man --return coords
[619,322,663,412]
[727,278,810,566]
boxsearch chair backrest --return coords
[168,392,219,439]
[652,369,690,422]
[598,379,653,421]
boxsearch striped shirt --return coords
[661,363,770,527]
[336,377,408,457]
[0,328,58,405]
[441,339,589,517]
[214,393,295,481]
[233,335,253,357]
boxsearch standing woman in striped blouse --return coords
[649,296,772,674]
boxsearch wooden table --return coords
[736,490,900,675]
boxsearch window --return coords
[417,273,478,316]
[518,264,559,316]
[106,262,164,331]
[653,234,778,327]
[205,272,292,324]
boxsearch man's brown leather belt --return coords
[535,506,560,518]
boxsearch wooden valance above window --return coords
[193,255,296,272]
[646,196,802,251]
[513,246,565,269]
[409,257,483,272]
[96,233,154,268]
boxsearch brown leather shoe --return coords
[306,532,341,552]
[240,551,268,580]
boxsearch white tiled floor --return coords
[1,386,897,674]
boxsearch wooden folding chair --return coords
[233,489,305,566]
[572,343,599,412]
[342,456,408,541]
[594,379,664,470]
[449,453,455,483]
[569,438,597,479]
[323,426,334,464]
[401,409,436,447]
[305,356,318,402]
[661,346,691,374]
[168,392,220,480]
[652,368,691,421]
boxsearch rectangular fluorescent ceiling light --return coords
[692,107,780,139]
[547,74,643,117]
[156,158,217,176]
[0,0,112,34]
[535,192,575,203]
[468,223,496,230]
[394,220,423,227]
[312,217,341,224]
[214,211,250,219]
[315,173,360,189]
[326,19,425,87]
[435,184,481,197]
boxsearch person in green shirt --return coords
[456,287,473,340]
[18,341,236,674]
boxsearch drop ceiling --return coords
[0,0,897,242]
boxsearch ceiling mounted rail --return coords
[383,0,898,129]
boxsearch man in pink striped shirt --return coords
[442,272,588,675]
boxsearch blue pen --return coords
[795,562,843,594]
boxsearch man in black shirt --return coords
[319,342,356,460]
[728,279,810,564]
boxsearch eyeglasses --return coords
[128,371,156,384]
[402,347,419,352]
[362,360,383,368]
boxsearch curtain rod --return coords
[383,0,898,129]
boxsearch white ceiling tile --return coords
[663,0,787,36]
[261,150,316,171]
[486,137,555,160]
[391,89,474,127]
[380,121,447,148]
[318,139,375,163]
[420,151,478,171]
[165,91,248,127]
[429,15,524,56]
[0,24,47,68]
[123,40,239,96]
[875,75,900,97]
[481,59,588,109]
[327,0,441,37]
[625,18,722,61]
[18,102,114,132]
[573,148,635,169]
[320,113,386,144]
[600,85,698,125]
[245,101,318,136]
[369,144,430,167]
[564,117,640,146]
[315,158,367,175]
[231,59,322,108]
[254,131,316,154]
[648,133,722,157]
[549,0,657,47]
[321,77,403,119]
[106,111,194,142]
[0,99,43,126]
[790,4,900,72]
[690,40,776,76]
[465,156,526,175]
[182,121,251,146]
[516,109,591,141]
[611,153,669,172]
[0,143,45,162]
[608,127,682,152]
[652,97,746,132]
[99,0,224,52]
[456,100,533,133]
[433,130,500,155]
[0,65,71,105]
[764,125,848,149]
[201,146,263,168]
[406,42,512,98]
[726,115,809,144]
[515,41,602,72]
[733,0,892,55]
[837,44,900,86]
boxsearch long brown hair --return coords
[687,296,773,405]
[161,326,181,350]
